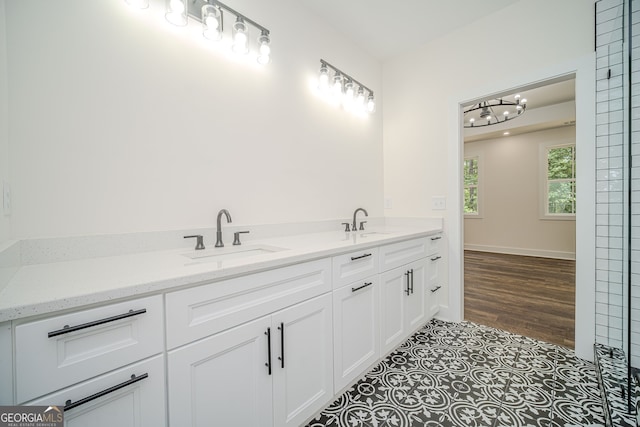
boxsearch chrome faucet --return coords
[215,209,232,247]
[352,208,368,231]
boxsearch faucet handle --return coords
[184,235,205,250]
[341,222,351,232]
[359,221,367,231]
[233,231,250,246]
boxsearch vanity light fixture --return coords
[464,94,527,128]
[318,59,376,114]
[126,0,271,64]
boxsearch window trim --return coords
[463,154,483,219]
[539,141,576,221]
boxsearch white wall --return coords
[0,1,10,245]
[4,0,383,239]
[464,126,576,259]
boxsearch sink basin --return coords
[182,244,286,264]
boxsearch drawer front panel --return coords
[427,233,443,256]
[332,248,379,289]
[378,238,428,273]
[15,295,163,403]
[27,355,166,427]
[166,258,332,349]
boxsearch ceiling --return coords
[297,0,518,60]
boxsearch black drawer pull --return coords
[430,236,442,241]
[350,253,372,261]
[431,256,442,261]
[352,282,373,293]
[48,308,147,338]
[64,373,148,411]
[431,286,442,293]
[405,271,411,296]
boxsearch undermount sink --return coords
[182,244,286,264]
[359,231,391,236]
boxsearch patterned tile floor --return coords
[307,320,605,427]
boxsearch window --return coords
[464,156,479,215]
[545,144,576,216]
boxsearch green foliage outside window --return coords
[547,145,576,215]
[464,157,478,214]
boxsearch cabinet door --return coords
[405,259,428,332]
[379,267,407,355]
[333,277,379,392]
[168,316,273,427]
[273,294,333,427]
[27,355,165,427]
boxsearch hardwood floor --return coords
[464,250,575,349]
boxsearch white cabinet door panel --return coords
[273,294,333,427]
[168,316,273,427]
[333,277,379,392]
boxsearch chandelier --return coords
[464,95,527,128]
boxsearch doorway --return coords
[460,80,577,348]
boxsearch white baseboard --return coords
[464,244,575,260]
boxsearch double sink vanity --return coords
[0,215,443,427]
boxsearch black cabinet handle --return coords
[64,373,148,411]
[431,256,442,261]
[352,282,373,293]
[350,253,372,261]
[48,309,147,338]
[265,328,272,375]
[430,236,442,241]
[410,269,414,294]
[277,322,285,369]
[431,285,442,293]
[405,271,411,296]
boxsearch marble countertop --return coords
[0,224,442,322]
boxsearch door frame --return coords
[443,53,596,361]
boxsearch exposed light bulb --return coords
[202,5,221,40]
[486,115,492,121]
[356,86,365,106]
[318,64,329,91]
[469,118,475,124]
[367,94,375,113]
[165,0,187,26]
[170,0,184,14]
[521,98,527,104]
[344,81,355,104]
[232,19,249,54]
[332,73,343,98]
[503,111,509,116]
[257,33,271,65]
[516,104,523,111]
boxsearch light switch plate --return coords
[384,198,393,209]
[3,182,10,216]
[432,196,446,210]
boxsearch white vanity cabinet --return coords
[168,293,333,427]
[426,234,443,318]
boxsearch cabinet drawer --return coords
[15,295,163,403]
[332,248,378,289]
[427,233,443,256]
[378,238,428,272]
[27,355,166,427]
[166,258,331,349]
[428,252,442,285]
